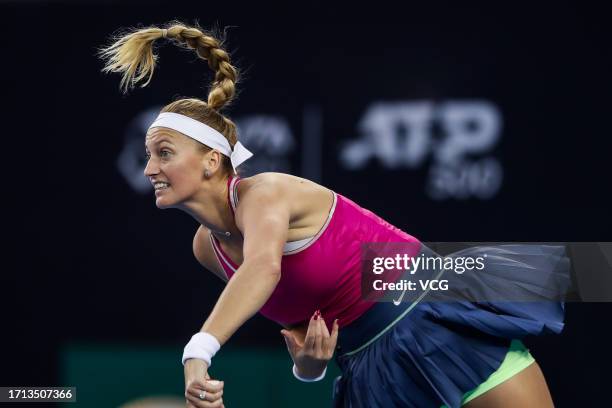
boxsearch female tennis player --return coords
[100,22,570,408]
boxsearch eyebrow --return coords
[144,138,175,150]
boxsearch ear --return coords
[203,149,223,176]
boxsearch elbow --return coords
[242,250,283,280]
[257,264,282,287]
[267,262,282,280]
[251,257,282,280]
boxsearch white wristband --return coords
[292,364,327,382]
[182,332,221,367]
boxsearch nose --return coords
[144,156,159,177]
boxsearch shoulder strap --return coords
[209,231,238,273]
[228,175,242,216]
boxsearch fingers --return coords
[186,400,224,408]
[300,310,340,360]
[314,313,324,354]
[185,391,224,408]
[322,319,339,358]
[185,379,224,408]
[304,311,318,350]
[320,316,331,338]
[187,387,223,402]
[318,315,339,359]
[186,403,224,408]
[281,329,298,355]
[329,319,339,348]
[306,311,334,356]
[203,380,224,393]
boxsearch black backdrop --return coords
[2,1,611,406]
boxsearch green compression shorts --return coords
[441,339,536,408]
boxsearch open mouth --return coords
[154,182,171,191]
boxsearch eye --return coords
[160,149,172,158]
[144,151,151,161]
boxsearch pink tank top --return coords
[210,175,422,329]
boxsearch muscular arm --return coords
[199,180,289,345]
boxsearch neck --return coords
[177,176,239,242]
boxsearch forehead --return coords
[145,127,204,152]
[145,127,182,148]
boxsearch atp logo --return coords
[340,100,503,200]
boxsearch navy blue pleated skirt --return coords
[332,244,570,408]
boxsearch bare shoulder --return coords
[233,172,312,221]
[237,172,326,198]
[233,173,291,231]
[235,172,334,240]
[192,225,229,283]
[238,172,287,192]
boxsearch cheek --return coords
[165,161,202,188]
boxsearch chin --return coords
[155,193,187,210]
[155,196,175,209]
[154,189,192,210]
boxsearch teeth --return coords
[154,182,170,190]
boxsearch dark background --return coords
[2,1,611,407]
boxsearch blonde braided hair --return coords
[100,22,240,172]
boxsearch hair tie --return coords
[161,29,168,38]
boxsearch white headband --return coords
[148,112,253,173]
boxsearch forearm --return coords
[201,261,281,345]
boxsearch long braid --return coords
[99,23,239,112]
[100,22,241,174]
[165,24,238,111]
